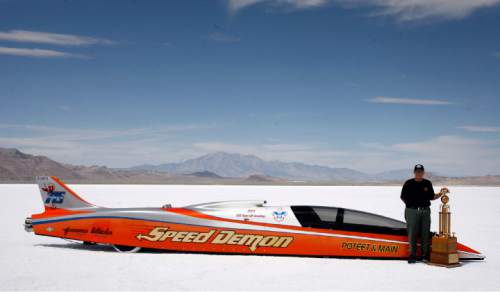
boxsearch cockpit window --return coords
[311,207,338,223]
[291,205,407,235]
[342,209,405,229]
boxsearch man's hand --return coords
[436,187,449,198]
[439,187,450,195]
[433,187,449,199]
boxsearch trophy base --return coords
[426,262,461,268]
[430,235,460,266]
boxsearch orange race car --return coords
[25,176,484,260]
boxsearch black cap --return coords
[414,164,425,172]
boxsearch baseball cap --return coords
[414,164,425,172]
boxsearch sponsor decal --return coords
[236,209,265,219]
[272,209,287,222]
[41,183,66,205]
[91,227,112,236]
[136,227,294,252]
[62,226,112,236]
[341,242,399,254]
[46,227,54,232]
[63,227,89,235]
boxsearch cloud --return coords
[0,123,214,141]
[228,0,328,13]
[339,0,500,22]
[361,135,500,175]
[163,42,175,48]
[228,0,329,13]
[187,136,500,176]
[2,124,499,175]
[494,52,500,59]
[366,96,452,105]
[458,126,500,133]
[57,105,72,112]
[228,0,263,12]
[0,46,89,59]
[203,31,241,43]
[0,30,116,46]
[227,0,500,21]
[0,124,215,167]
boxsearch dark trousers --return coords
[404,207,431,258]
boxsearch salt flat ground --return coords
[0,184,499,291]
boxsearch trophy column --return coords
[430,191,460,267]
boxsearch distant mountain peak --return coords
[194,151,263,161]
[131,151,369,181]
[0,147,80,180]
[0,147,32,159]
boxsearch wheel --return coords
[112,244,141,253]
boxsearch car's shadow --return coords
[35,243,485,265]
[35,242,165,254]
[36,243,114,252]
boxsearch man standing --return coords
[401,164,448,264]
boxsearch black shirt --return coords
[400,178,435,208]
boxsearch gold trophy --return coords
[429,189,460,267]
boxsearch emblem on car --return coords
[272,210,287,222]
[42,183,66,204]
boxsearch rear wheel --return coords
[112,245,141,253]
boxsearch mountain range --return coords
[1,147,499,185]
[132,152,411,182]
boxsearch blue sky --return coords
[0,0,499,175]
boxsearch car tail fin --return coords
[36,176,96,210]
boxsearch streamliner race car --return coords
[25,176,484,260]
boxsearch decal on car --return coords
[341,242,399,254]
[42,183,66,205]
[272,209,287,222]
[136,227,294,252]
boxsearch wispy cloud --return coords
[203,31,241,43]
[0,29,116,46]
[361,135,500,175]
[494,52,500,59]
[228,0,327,14]
[338,0,500,22]
[163,42,175,48]
[0,123,215,141]
[0,123,216,167]
[459,126,500,133]
[192,136,500,176]
[0,46,89,59]
[227,0,500,21]
[2,124,499,175]
[57,105,72,112]
[367,96,452,105]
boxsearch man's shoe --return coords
[407,257,417,264]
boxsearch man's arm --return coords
[400,181,409,204]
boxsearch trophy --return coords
[430,189,460,267]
